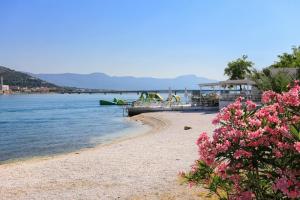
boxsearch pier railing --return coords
[220,93,262,102]
[191,92,262,107]
[132,101,185,107]
[191,93,219,107]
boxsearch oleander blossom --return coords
[245,100,257,111]
[295,142,300,153]
[233,149,252,159]
[182,81,300,199]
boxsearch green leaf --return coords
[290,125,300,140]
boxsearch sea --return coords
[0,93,150,163]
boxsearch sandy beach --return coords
[0,112,216,200]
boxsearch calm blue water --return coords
[0,93,142,163]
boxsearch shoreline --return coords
[0,114,162,167]
[0,112,216,200]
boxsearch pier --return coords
[61,89,224,94]
[126,105,218,116]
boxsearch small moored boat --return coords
[99,98,128,106]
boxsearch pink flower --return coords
[267,115,279,124]
[292,116,300,124]
[214,109,231,123]
[273,149,283,158]
[273,175,300,198]
[238,191,253,200]
[196,132,209,145]
[245,100,257,111]
[229,174,242,191]
[196,132,216,165]
[191,163,198,172]
[273,177,289,194]
[248,129,262,139]
[248,118,261,127]
[216,140,231,152]
[188,182,196,188]
[262,90,277,104]
[294,142,300,153]
[277,142,291,150]
[235,109,244,117]
[255,108,270,118]
[212,118,220,125]
[215,162,228,179]
[288,190,300,199]
[282,87,300,107]
[234,149,252,159]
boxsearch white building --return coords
[0,76,10,93]
[196,79,261,110]
[0,85,9,91]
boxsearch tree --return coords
[251,46,300,93]
[252,68,294,93]
[224,55,254,80]
[271,46,300,68]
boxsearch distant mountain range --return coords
[33,73,216,90]
[0,66,216,90]
[0,66,59,88]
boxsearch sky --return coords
[0,0,300,80]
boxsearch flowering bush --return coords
[181,82,300,199]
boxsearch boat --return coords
[99,100,117,105]
[99,98,128,106]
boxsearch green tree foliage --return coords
[224,55,254,80]
[252,46,300,93]
[0,66,58,88]
[252,69,294,93]
[271,46,300,68]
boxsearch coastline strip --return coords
[0,112,216,200]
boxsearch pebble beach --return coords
[0,112,216,200]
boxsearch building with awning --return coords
[194,79,261,109]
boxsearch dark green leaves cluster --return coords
[252,68,294,93]
[224,55,254,80]
[223,46,300,93]
[250,46,300,93]
[271,46,300,69]
[183,160,231,199]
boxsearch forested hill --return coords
[0,66,59,88]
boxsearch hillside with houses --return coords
[0,66,63,93]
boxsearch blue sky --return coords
[0,0,300,80]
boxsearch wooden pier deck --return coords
[126,105,218,116]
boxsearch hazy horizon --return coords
[1,0,300,80]
[32,71,214,79]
